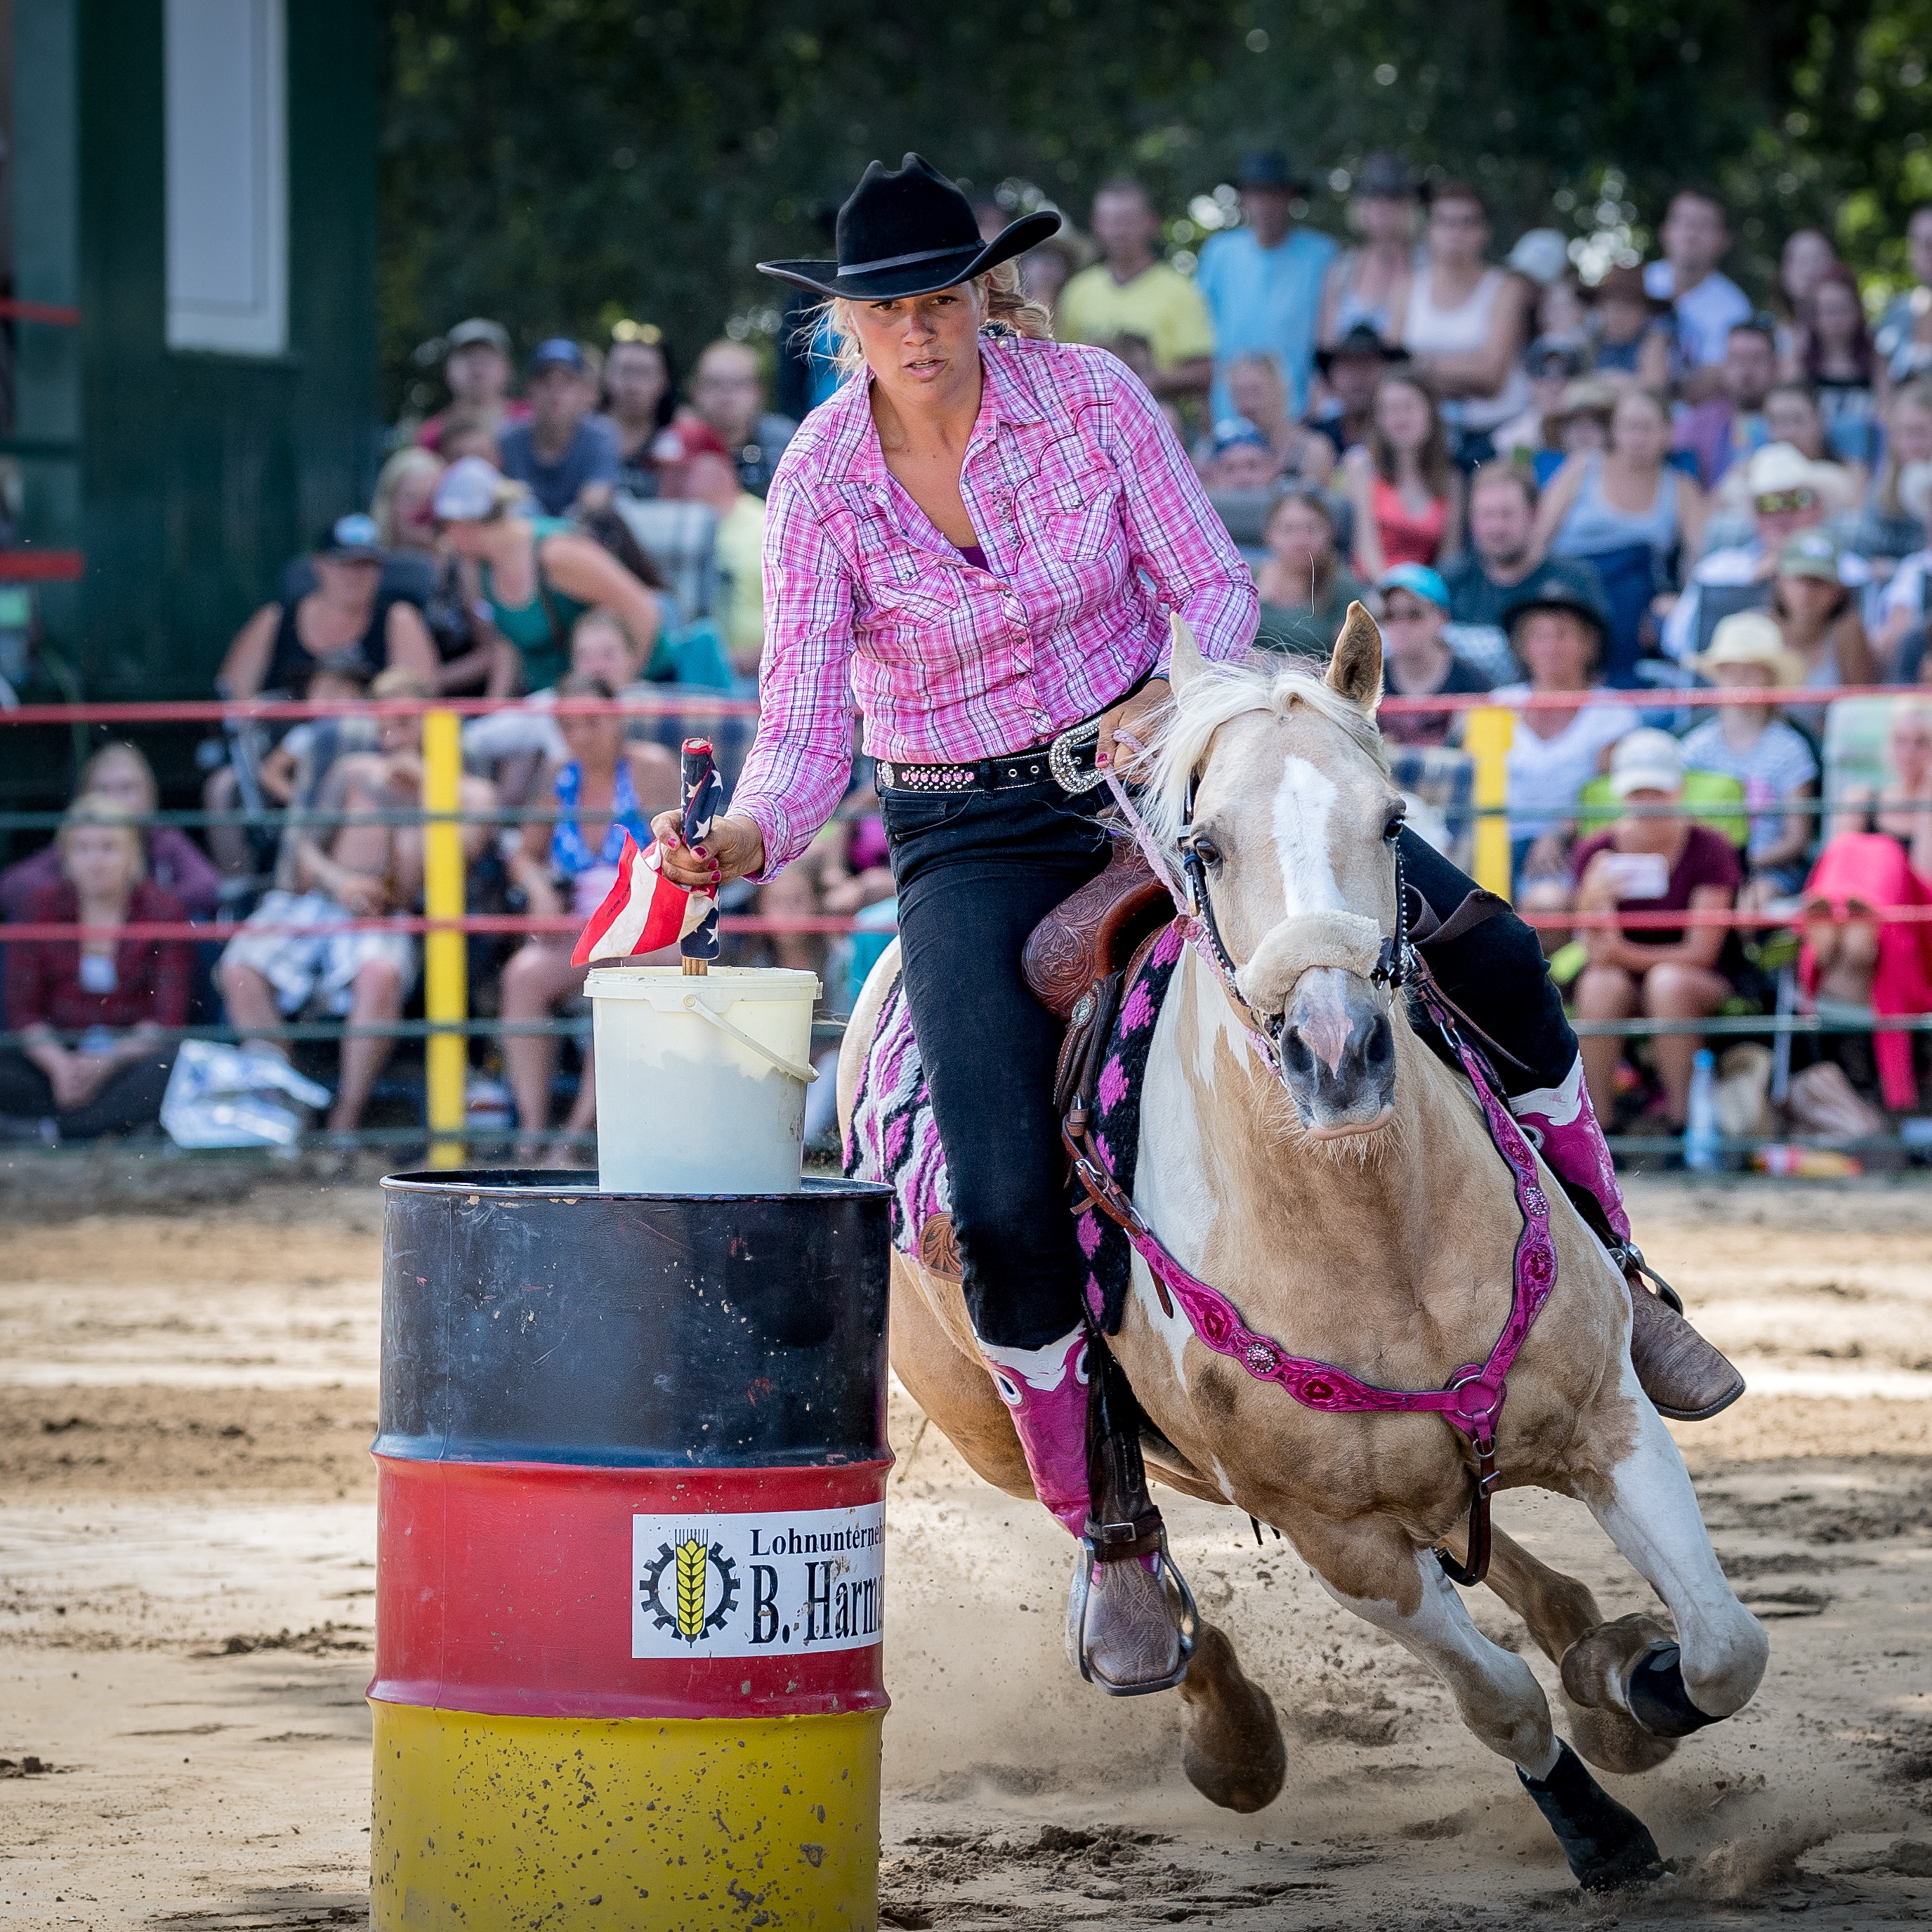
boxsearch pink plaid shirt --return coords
[730,335,1256,874]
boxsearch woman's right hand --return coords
[651,810,765,891]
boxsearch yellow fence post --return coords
[422,708,467,1169]
[1464,705,1514,901]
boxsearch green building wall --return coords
[65,0,379,699]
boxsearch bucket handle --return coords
[680,994,820,1084]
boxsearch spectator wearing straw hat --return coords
[1195,149,1337,418]
[1570,728,1743,1133]
[1680,611,1819,902]
[1661,442,1868,665]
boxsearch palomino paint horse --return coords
[839,609,1767,1889]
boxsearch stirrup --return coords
[1608,1240,1684,1315]
[1068,1527,1200,1697]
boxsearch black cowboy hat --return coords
[757,153,1061,302]
[1313,322,1410,375]
[1235,147,1313,195]
[1501,557,1612,643]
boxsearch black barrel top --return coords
[377,1172,893,1468]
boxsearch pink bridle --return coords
[1077,768,1561,1585]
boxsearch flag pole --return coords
[678,738,722,977]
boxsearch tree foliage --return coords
[381,0,1932,409]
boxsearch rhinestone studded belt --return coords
[878,733,1099,794]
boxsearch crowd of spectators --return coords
[8,150,1932,1159]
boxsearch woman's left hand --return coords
[1096,677,1171,778]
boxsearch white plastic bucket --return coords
[588,966,820,1194]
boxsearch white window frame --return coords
[164,0,288,357]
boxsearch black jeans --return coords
[883,790,1577,1353]
[0,1044,176,1140]
[884,780,1112,1351]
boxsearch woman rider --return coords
[652,156,1736,1693]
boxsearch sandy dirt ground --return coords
[0,1158,1928,1930]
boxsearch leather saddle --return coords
[914,837,1173,1282]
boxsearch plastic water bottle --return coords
[1684,1049,1721,1171]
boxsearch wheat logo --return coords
[640,1533,738,1645]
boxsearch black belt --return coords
[874,666,1157,796]
[877,735,1099,794]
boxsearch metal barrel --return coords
[369,1170,893,1929]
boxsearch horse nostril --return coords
[1364,1014,1393,1070]
[1280,1027,1315,1079]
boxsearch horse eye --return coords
[1382,811,1406,843]
[1191,836,1223,868]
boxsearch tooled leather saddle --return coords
[913,836,1172,1282]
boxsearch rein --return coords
[1082,765,1559,1586]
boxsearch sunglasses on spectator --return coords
[1754,488,1816,515]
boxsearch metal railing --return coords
[1,683,1926,1169]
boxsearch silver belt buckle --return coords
[1049,720,1105,794]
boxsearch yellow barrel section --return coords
[371,1173,894,1930]
[373,1706,883,1926]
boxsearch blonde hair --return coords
[57,796,145,880]
[817,261,1054,379]
[371,447,446,548]
[370,666,436,703]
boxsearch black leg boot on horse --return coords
[1400,836,1745,1423]
[886,779,1200,1696]
[976,1323,1199,1694]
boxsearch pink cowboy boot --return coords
[978,1325,1197,1694]
[1511,1057,1744,1421]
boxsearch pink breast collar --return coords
[1072,773,1562,1585]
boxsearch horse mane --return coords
[1144,653,1390,852]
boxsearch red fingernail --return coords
[692,844,708,858]
[1096,749,1110,768]
[664,833,680,848]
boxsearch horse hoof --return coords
[1560,1612,1673,1717]
[1178,1622,1286,1813]
[1561,1692,1680,1775]
[1519,1742,1666,1893]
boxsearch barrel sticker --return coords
[631,1504,885,1660]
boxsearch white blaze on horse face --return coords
[1270,756,1347,919]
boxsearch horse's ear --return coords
[1167,612,1205,694]
[1327,601,1384,714]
